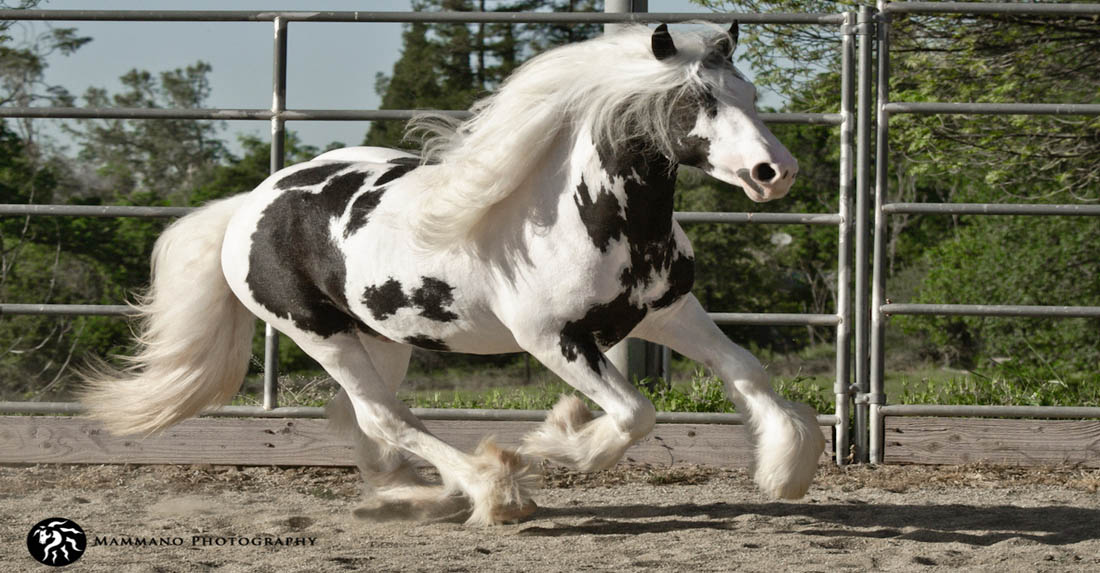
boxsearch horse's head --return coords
[656,23,798,202]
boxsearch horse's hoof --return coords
[353,494,470,523]
[493,498,538,524]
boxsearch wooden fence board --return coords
[0,415,835,468]
[884,417,1100,467]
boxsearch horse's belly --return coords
[360,304,524,355]
[344,233,522,355]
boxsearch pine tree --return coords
[363,0,603,149]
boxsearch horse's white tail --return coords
[81,195,255,436]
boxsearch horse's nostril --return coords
[753,163,777,183]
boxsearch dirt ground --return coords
[2,462,1099,572]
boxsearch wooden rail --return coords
[0,416,835,468]
[884,417,1100,467]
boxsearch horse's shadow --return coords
[519,501,1100,546]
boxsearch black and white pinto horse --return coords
[83,24,824,526]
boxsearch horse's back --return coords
[220,148,426,335]
[311,146,420,165]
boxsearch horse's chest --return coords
[566,171,695,311]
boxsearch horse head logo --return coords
[26,517,86,567]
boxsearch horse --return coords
[81,23,825,526]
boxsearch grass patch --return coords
[898,369,1100,407]
[399,381,578,411]
[230,359,1098,413]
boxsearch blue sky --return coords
[31,0,722,154]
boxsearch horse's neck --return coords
[572,131,680,243]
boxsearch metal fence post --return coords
[833,11,858,465]
[868,1,891,464]
[263,16,288,411]
[852,5,874,463]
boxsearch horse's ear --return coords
[652,24,677,61]
[713,21,739,61]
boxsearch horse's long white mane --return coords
[407,24,726,249]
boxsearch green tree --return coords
[696,0,1099,380]
[899,215,1099,379]
[64,62,228,204]
[364,0,603,149]
[0,4,103,398]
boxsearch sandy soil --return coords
[2,462,1099,572]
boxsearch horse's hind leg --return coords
[325,339,451,519]
[327,338,412,481]
[327,337,475,521]
[303,332,537,525]
[329,387,465,522]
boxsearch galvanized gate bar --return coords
[264,16,289,411]
[832,10,857,465]
[0,304,134,316]
[881,2,1100,16]
[881,303,1100,318]
[852,5,875,463]
[884,102,1100,116]
[877,404,1100,419]
[0,303,840,327]
[0,205,194,217]
[0,204,844,224]
[674,212,842,225]
[0,106,842,125]
[709,313,840,326]
[882,203,1100,216]
[0,400,839,426]
[0,10,846,25]
[867,1,891,465]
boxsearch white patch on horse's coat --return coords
[82,25,822,526]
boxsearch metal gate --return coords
[1,3,1097,467]
[859,1,1100,463]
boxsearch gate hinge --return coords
[854,392,887,405]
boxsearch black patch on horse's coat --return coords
[412,277,459,322]
[676,135,713,172]
[573,178,624,252]
[362,278,409,321]
[247,165,369,337]
[375,163,415,186]
[652,254,696,309]
[273,162,351,190]
[593,142,681,293]
[323,169,372,197]
[560,291,648,373]
[362,276,460,324]
[344,188,386,238]
[701,90,720,119]
[404,335,450,352]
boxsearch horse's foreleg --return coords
[634,295,825,499]
[519,337,657,472]
[305,333,537,526]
